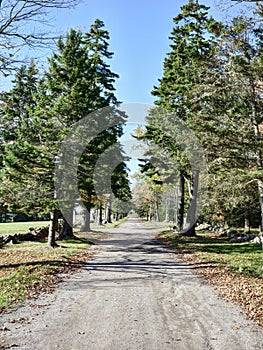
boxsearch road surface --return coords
[1,217,263,350]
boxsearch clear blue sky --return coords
[54,0,229,104]
[50,0,245,180]
[1,0,245,101]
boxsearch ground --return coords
[1,217,263,350]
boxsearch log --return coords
[0,226,49,248]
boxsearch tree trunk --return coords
[182,171,199,237]
[98,203,103,225]
[258,180,263,233]
[250,79,263,233]
[165,204,170,223]
[106,199,112,223]
[149,201,153,221]
[177,175,185,231]
[79,208,91,232]
[57,209,74,240]
[244,207,250,233]
[47,208,58,247]
[155,197,160,222]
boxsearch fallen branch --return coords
[0,226,49,247]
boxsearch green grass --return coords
[0,236,94,311]
[0,221,49,235]
[104,216,129,228]
[163,231,263,278]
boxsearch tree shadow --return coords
[0,259,84,270]
[166,235,262,255]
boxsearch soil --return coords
[1,217,263,350]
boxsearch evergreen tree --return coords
[0,62,61,246]
[45,20,126,237]
[151,5,263,231]
[0,20,129,246]
[143,0,219,235]
[195,14,263,230]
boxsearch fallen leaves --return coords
[178,251,263,329]
[0,240,94,313]
[159,232,263,329]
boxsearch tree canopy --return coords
[0,19,131,246]
[133,0,263,236]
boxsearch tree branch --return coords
[0,0,80,75]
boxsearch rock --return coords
[226,229,238,238]
[196,223,212,231]
[252,235,263,247]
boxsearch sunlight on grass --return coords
[164,231,263,278]
[0,221,49,235]
[0,237,92,311]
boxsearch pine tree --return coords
[45,21,126,237]
[0,62,62,247]
[144,0,219,235]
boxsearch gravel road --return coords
[1,217,263,350]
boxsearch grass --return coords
[0,221,49,235]
[161,230,263,327]
[0,235,98,312]
[104,216,129,228]
[162,231,263,278]
[0,217,127,312]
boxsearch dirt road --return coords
[1,217,263,350]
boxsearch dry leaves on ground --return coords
[177,252,263,329]
[0,248,94,313]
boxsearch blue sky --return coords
[55,0,224,104]
[52,0,245,180]
[1,0,245,181]
[1,0,245,101]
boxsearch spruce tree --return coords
[144,0,219,235]
[197,14,263,230]
[0,20,129,246]
[0,62,61,247]
[45,20,126,237]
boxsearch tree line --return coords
[0,11,131,247]
[133,0,263,236]
[1,0,262,242]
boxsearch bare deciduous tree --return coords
[0,0,80,75]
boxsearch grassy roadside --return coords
[0,216,128,235]
[159,230,263,328]
[104,216,129,228]
[0,234,100,313]
[0,217,128,313]
[0,221,49,235]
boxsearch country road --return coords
[1,217,263,350]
